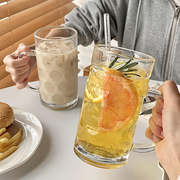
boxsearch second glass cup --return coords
[74,44,155,169]
[20,26,78,110]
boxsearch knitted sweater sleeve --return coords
[64,0,128,46]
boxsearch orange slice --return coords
[98,69,138,132]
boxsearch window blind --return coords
[0,0,77,89]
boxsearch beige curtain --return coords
[0,0,77,89]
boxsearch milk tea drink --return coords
[36,40,78,110]
[24,26,78,110]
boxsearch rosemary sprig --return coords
[108,56,141,77]
[124,73,141,78]
[108,57,119,68]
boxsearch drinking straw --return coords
[104,13,111,52]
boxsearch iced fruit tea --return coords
[74,63,149,168]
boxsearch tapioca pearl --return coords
[49,70,63,81]
[51,94,66,104]
[42,57,52,68]
[44,82,55,92]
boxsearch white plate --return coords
[0,107,43,174]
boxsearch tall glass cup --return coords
[74,45,155,169]
[21,26,78,110]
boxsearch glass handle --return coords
[18,50,36,58]
[18,50,38,92]
[132,83,163,153]
[132,142,155,153]
[148,83,163,99]
[148,89,163,99]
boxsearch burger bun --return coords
[0,102,14,129]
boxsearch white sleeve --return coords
[177,176,180,180]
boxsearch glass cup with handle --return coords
[74,44,156,169]
[19,26,78,111]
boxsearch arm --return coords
[65,0,128,46]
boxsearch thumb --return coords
[159,80,180,108]
[14,43,30,58]
[159,80,180,137]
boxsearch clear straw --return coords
[104,13,111,52]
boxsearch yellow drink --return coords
[74,64,149,168]
[74,44,155,169]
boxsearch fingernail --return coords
[153,135,161,143]
[161,131,164,137]
[17,82,21,84]
[22,55,28,59]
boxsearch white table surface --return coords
[0,77,163,180]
